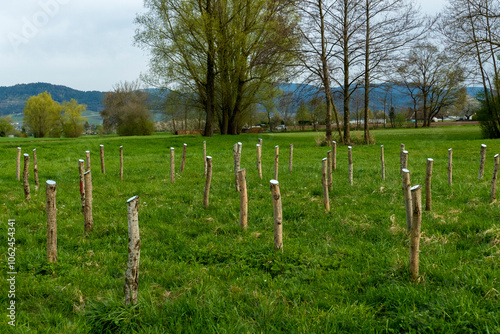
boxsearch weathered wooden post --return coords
[120,146,123,180]
[479,144,487,180]
[381,145,385,180]
[400,143,405,175]
[124,195,140,305]
[46,180,57,263]
[100,145,105,174]
[85,151,91,172]
[348,146,353,185]
[203,141,207,176]
[425,158,433,211]
[256,144,262,179]
[448,148,452,186]
[289,144,293,173]
[327,150,333,191]
[234,143,242,191]
[332,141,337,171]
[258,138,262,146]
[23,154,30,201]
[274,145,279,180]
[409,184,422,281]
[492,154,499,201]
[204,156,212,208]
[238,168,248,229]
[270,180,283,251]
[402,150,409,171]
[180,143,187,172]
[16,147,21,181]
[170,147,175,183]
[402,168,412,232]
[78,159,85,213]
[33,149,39,190]
[322,158,330,211]
[84,170,93,232]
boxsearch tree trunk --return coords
[364,0,371,144]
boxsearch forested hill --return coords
[0,83,106,116]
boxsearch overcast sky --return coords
[0,0,446,92]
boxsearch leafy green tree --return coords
[61,99,87,138]
[23,91,61,137]
[0,116,16,137]
[296,101,311,131]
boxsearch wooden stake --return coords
[409,184,422,281]
[322,158,330,211]
[23,153,30,201]
[332,141,337,171]
[492,154,499,200]
[402,150,409,171]
[256,144,262,179]
[400,143,405,175]
[33,149,39,190]
[238,168,248,229]
[448,148,452,186]
[124,195,141,305]
[479,144,487,180]
[402,168,412,232]
[46,180,57,263]
[233,143,242,191]
[270,180,283,252]
[381,145,385,180]
[170,147,175,183]
[16,147,21,181]
[258,138,262,146]
[78,159,85,213]
[327,150,333,191]
[425,158,433,211]
[289,144,293,173]
[85,151,91,172]
[274,145,279,180]
[100,145,105,174]
[348,146,353,185]
[203,141,207,176]
[203,156,212,208]
[180,143,187,172]
[84,170,93,232]
[120,146,123,180]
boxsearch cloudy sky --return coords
[0,0,446,92]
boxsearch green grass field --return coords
[0,126,499,333]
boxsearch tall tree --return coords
[23,91,61,138]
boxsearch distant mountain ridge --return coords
[0,82,106,116]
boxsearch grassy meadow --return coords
[0,126,499,333]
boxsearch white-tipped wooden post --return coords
[448,148,452,186]
[204,156,212,208]
[46,180,57,263]
[238,168,248,229]
[327,150,333,191]
[78,159,85,213]
[256,144,262,179]
[83,170,93,232]
[400,143,405,175]
[100,145,105,174]
[16,147,21,181]
[258,138,262,146]
[270,180,283,252]
[332,141,337,171]
[124,195,140,306]
[402,150,409,171]
[348,146,353,185]
[85,151,91,172]
[274,145,279,180]
[203,141,207,176]
[381,145,385,180]
[233,143,242,191]
[180,143,187,172]
[322,158,330,211]
[33,149,39,190]
[170,147,175,183]
[402,168,412,232]
[120,146,124,180]
[409,184,422,281]
[289,144,293,173]
[425,159,433,211]
[479,144,487,180]
[23,153,30,201]
[492,154,499,200]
